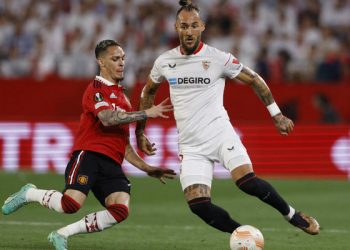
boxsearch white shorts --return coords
[179,120,251,190]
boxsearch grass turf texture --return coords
[0,171,349,250]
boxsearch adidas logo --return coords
[110,93,117,99]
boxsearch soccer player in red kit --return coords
[2,40,176,250]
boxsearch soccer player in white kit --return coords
[136,0,320,236]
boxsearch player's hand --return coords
[145,98,173,118]
[136,133,157,155]
[273,113,294,136]
[146,166,176,184]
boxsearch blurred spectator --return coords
[315,26,342,82]
[281,99,299,122]
[255,47,270,80]
[0,0,350,85]
[312,93,342,124]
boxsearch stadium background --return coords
[1,1,350,250]
[0,0,349,178]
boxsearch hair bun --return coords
[179,0,190,7]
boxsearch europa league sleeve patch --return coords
[94,92,104,102]
[93,92,109,110]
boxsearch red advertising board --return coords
[0,121,349,179]
[1,78,350,124]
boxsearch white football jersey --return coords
[150,43,243,145]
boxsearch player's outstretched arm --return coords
[136,77,163,155]
[97,97,172,127]
[98,109,147,126]
[124,141,176,184]
[235,66,294,135]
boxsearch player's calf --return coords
[236,173,320,235]
[188,197,240,233]
[83,204,129,233]
[107,204,129,223]
[236,172,290,215]
[84,204,129,233]
[56,203,129,239]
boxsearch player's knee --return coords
[61,194,81,214]
[107,204,129,223]
[188,197,211,218]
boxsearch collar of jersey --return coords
[179,41,204,55]
[95,75,122,88]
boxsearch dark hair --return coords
[95,40,120,58]
[176,0,200,18]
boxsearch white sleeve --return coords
[150,57,165,84]
[222,53,243,79]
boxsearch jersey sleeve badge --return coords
[94,92,109,110]
[94,93,104,102]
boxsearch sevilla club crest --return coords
[202,60,211,70]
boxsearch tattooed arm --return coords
[235,66,275,106]
[135,77,163,155]
[97,95,171,127]
[235,66,294,135]
[98,109,147,126]
[136,77,161,134]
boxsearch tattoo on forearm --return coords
[115,110,147,125]
[136,83,157,133]
[251,79,274,105]
[239,67,275,106]
[99,110,147,126]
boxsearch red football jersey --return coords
[72,76,132,165]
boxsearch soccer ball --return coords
[230,225,264,250]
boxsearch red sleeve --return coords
[83,85,111,116]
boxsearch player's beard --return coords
[182,36,201,55]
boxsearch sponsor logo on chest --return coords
[168,77,210,85]
[168,77,211,89]
[165,59,214,88]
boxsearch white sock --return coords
[284,206,296,221]
[26,188,64,213]
[57,210,117,238]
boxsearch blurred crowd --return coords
[1,0,350,86]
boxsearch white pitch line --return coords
[0,221,62,226]
[0,221,348,234]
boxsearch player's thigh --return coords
[64,150,99,197]
[91,156,131,207]
[180,154,214,199]
[219,128,252,172]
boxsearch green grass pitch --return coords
[0,171,349,250]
